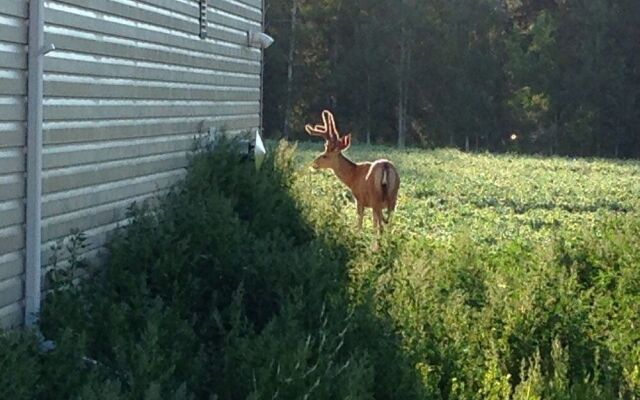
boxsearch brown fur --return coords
[306,110,400,233]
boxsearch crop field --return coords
[295,143,639,248]
[293,143,640,398]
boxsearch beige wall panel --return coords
[44,79,260,101]
[43,153,190,194]
[44,115,259,144]
[0,200,23,230]
[42,170,184,219]
[0,0,26,329]
[0,1,28,19]
[0,173,23,202]
[0,14,28,44]
[0,277,22,309]
[0,122,26,147]
[0,226,24,255]
[0,252,23,281]
[1,0,263,328]
[45,55,260,87]
[0,302,22,328]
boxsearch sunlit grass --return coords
[289,141,640,397]
[292,142,640,247]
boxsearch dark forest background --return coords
[262,0,640,158]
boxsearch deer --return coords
[305,110,400,234]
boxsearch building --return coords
[0,0,269,329]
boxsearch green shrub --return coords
[0,332,41,400]
[37,139,383,399]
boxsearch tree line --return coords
[263,0,640,158]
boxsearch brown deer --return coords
[305,110,400,233]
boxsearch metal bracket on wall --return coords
[39,43,56,56]
[199,0,208,39]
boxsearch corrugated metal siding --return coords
[0,0,28,329]
[0,0,263,328]
[41,0,262,268]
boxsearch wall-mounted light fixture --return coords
[247,30,274,49]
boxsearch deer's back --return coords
[351,159,399,209]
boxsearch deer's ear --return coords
[341,134,351,150]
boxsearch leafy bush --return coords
[37,139,384,399]
[0,332,41,400]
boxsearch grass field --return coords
[295,143,640,247]
[293,142,640,398]
[3,141,639,399]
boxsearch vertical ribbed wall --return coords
[0,0,263,328]
[0,0,28,329]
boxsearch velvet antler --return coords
[305,110,339,142]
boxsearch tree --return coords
[263,0,640,157]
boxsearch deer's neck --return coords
[332,153,358,189]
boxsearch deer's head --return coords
[305,110,351,170]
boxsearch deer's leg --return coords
[372,211,379,232]
[373,208,384,234]
[356,201,364,230]
[385,208,394,225]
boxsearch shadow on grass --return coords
[32,139,426,399]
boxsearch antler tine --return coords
[321,110,339,141]
[305,110,344,144]
[305,110,335,142]
[304,123,330,141]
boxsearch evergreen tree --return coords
[263,0,640,157]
